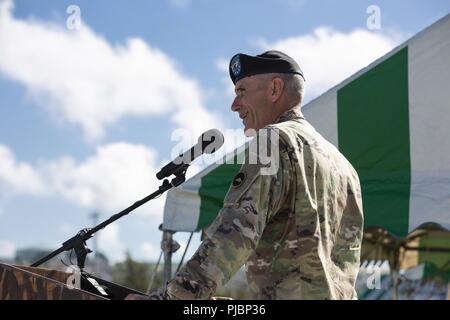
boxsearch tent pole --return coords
[163,230,173,285]
[389,245,401,300]
[161,229,180,286]
[391,268,399,300]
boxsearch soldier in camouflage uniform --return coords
[127,50,364,300]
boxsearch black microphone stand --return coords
[31,163,189,270]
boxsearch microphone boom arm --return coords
[31,168,188,269]
[32,128,224,269]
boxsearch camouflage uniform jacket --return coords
[166,108,364,300]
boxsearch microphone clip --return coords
[170,163,189,187]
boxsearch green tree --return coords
[111,251,164,293]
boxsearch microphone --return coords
[156,129,224,180]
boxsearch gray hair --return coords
[277,73,305,107]
[257,73,305,107]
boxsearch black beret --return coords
[229,50,305,84]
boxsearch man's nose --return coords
[231,96,240,112]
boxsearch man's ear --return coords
[270,78,284,103]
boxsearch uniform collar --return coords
[275,108,304,124]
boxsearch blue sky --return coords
[0,0,449,264]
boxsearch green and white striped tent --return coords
[163,14,450,240]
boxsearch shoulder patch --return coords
[232,172,246,188]
[224,164,260,207]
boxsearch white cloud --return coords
[0,240,16,259]
[0,0,220,141]
[216,27,403,103]
[139,242,161,261]
[215,57,228,73]
[45,142,165,217]
[0,142,168,263]
[215,57,235,98]
[97,224,125,263]
[0,141,166,217]
[0,145,47,196]
[258,27,404,102]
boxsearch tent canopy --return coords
[163,14,450,236]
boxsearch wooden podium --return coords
[0,263,143,300]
